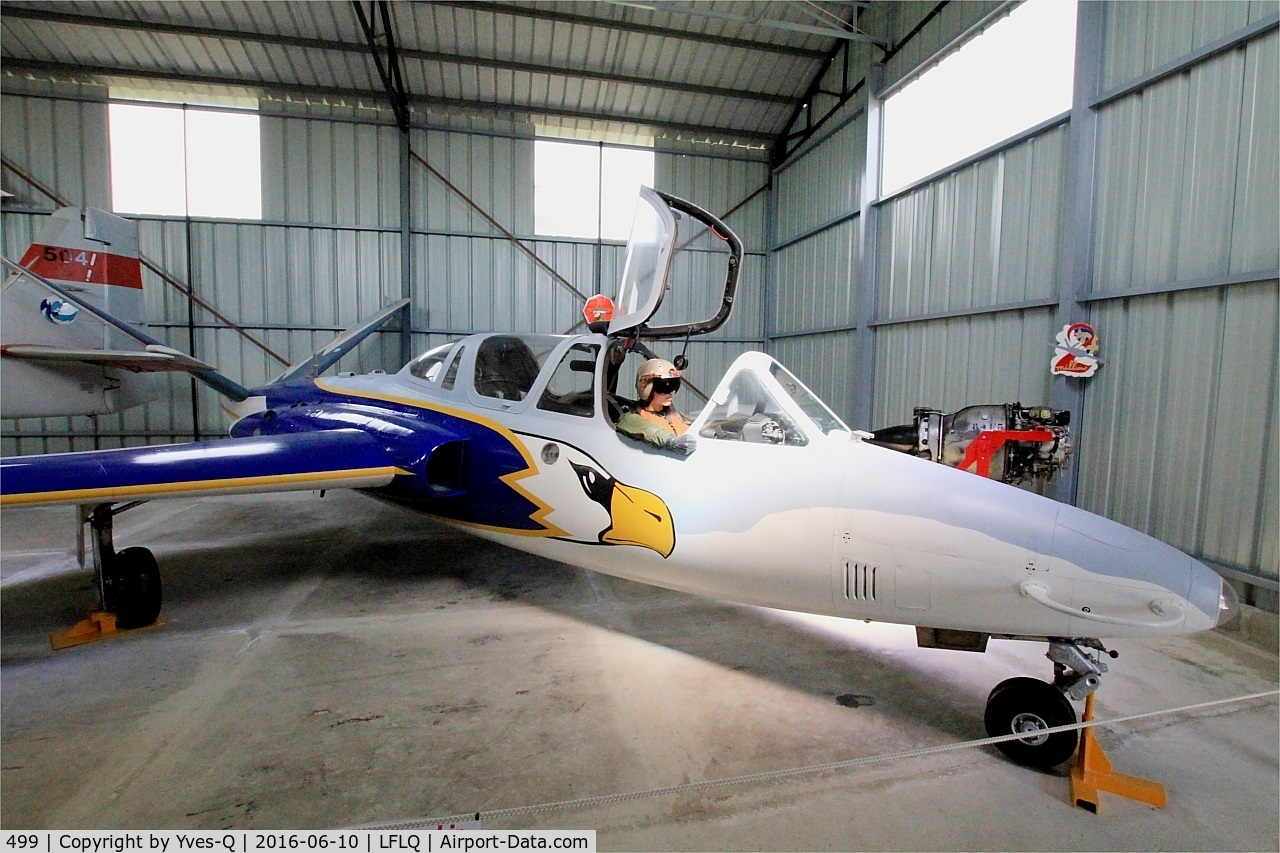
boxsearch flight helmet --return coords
[636,358,682,403]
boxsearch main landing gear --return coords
[50,503,163,649]
[983,639,1116,770]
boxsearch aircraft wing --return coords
[2,343,216,373]
[272,298,411,384]
[0,429,403,508]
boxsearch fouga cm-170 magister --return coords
[0,189,1238,770]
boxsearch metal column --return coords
[1048,1,1106,505]
[853,62,885,432]
[764,163,779,356]
[399,130,413,365]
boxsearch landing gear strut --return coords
[90,503,162,629]
[984,639,1117,770]
[51,503,162,649]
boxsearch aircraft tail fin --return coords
[4,207,147,349]
[2,207,251,418]
[4,208,404,419]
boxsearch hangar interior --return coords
[2,0,1278,843]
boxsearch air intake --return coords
[844,561,878,602]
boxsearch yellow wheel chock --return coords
[1070,693,1166,813]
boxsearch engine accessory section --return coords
[871,403,1072,485]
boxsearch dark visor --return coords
[652,377,681,394]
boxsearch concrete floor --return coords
[2,490,1277,850]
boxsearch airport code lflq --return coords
[1,833,594,853]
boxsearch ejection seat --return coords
[474,335,541,401]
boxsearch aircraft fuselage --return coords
[225,333,1231,644]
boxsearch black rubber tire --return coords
[984,676,1079,769]
[105,547,163,630]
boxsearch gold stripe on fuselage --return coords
[0,466,404,506]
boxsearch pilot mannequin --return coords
[617,358,697,455]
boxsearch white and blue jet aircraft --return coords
[0,188,1238,770]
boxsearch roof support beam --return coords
[604,1,888,45]
[1046,0,1105,507]
[430,0,829,60]
[850,62,883,433]
[1,58,776,144]
[771,1,949,169]
[351,1,410,132]
[0,6,365,54]
[0,7,796,109]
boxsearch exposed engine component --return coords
[871,403,1072,485]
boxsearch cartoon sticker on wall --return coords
[1051,322,1101,377]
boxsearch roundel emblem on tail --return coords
[40,297,78,324]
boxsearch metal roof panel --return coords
[2,0,855,147]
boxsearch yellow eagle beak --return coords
[603,481,676,558]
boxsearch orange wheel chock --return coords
[1070,693,1167,813]
[50,607,165,650]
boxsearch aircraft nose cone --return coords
[1188,556,1241,630]
[1215,574,1241,628]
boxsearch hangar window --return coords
[534,140,655,240]
[881,0,1077,195]
[109,99,262,219]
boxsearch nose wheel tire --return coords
[984,676,1079,769]
[102,546,162,630]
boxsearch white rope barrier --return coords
[359,687,1279,830]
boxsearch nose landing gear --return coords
[983,638,1166,810]
[983,639,1116,770]
[984,675,1079,769]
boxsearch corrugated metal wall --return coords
[1081,282,1278,574]
[870,125,1068,424]
[875,127,1066,320]
[766,0,1020,422]
[1101,0,1276,89]
[875,309,1058,418]
[775,121,1071,430]
[767,0,1278,596]
[651,143,769,398]
[1078,2,1279,592]
[0,80,111,209]
[769,109,864,418]
[774,117,864,247]
[1,85,768,455]
[1093,26,1278,289]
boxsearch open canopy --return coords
[607,188,743,340]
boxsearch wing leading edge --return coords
[0,429,402,507]
[2,343,216,373]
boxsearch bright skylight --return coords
[534,139,655,240]
[109,102,262,219]
[881,0,1078,195]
